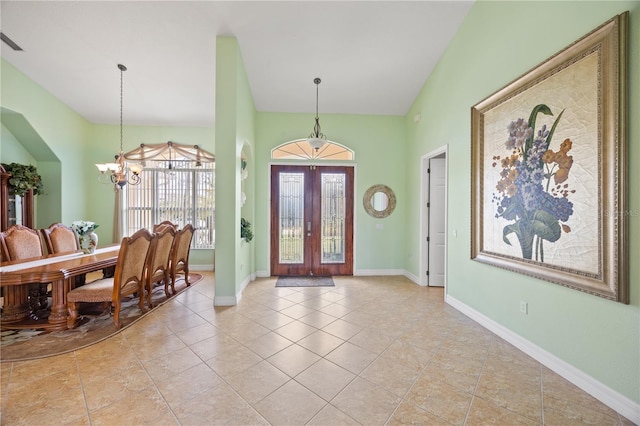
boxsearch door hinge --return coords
[427,202,430,208]
[427,236,430,242]
[427,168,431,173]
[426,270,430,276]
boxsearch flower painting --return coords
[471,13,628,302]
[491,104,574,262]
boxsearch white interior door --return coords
[428,157,446,286]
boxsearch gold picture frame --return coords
[471,13,628,303]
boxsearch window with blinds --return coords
[122,158,215,249]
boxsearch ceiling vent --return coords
[0,32,23,51]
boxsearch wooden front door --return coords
[270,165,354,276]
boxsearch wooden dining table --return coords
[0,244,119,331]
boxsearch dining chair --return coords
[66,228,156,329]
[0,224,48,317]
[41,222,79,254]
[145,226,176,303]
[0,224,43,261]
[167,223,195,295]
[41,222,93,287]
[152,220,177,232]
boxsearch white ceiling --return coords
[0,1,473,127]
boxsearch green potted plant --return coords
[241,218,253,242]
[2,162,44,196]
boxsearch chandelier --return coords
[307,77,327,151]
[96,64,142,189]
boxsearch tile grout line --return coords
[462,333,495,425]
[382,331,446,425]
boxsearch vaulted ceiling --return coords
[1,1,473,127]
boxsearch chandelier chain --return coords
[119,65,124,152]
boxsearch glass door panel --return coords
[278,172,305,264]
[321,173,346,263]
[271,165,353,276]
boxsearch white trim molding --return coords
[446,294,640,424]
[189,264,215,271]
[214,295,238,306]
[354,269,405,276]
[404,270,420,285]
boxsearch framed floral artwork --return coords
[471,12,628,303]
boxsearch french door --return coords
[270,165,354,276]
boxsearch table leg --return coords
[0,285,30,322]
[47,278,70,331]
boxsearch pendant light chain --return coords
[315,78,320,119]
[309,77,326,141]
[95,63,141,188]
[119,64,125,152]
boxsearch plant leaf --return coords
[530,210,562,242]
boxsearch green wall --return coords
[1,59,91,228]
[214,37,257,303]
[254,112,407,275]
[405,0,639,404]
[1,124,36,164]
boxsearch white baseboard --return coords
[240,274,255,292]
[213,295,237,306]
[446,294,640,424]
[354,269,405,276]
[190,264,214,271]
[404,270,420,285]
[255,270,270,278]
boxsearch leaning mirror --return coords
[363,184,396,218]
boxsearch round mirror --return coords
[372,191,389,211]
[363,184,396,218]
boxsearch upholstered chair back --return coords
[167,223,195,294]
[0,224,43,261]
[42,223,79,254]
[152,220,178,233]
[116,229,155,298]
[145,226,176,303]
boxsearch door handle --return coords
[307,221,312,231]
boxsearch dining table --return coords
[0,244,119,331]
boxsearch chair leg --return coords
[146,281,154,309]
[138,285,148,313]
[112,298,122,329]
[67,302,79,329]
[169,272,177,296]
[184,267,190,287]
[164,276,172,298]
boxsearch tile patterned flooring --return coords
[0,272,634,425]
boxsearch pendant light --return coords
[96,64,142,189]
[307,77,327,151]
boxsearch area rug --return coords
[0,273,202,362]
[275,276,334,287]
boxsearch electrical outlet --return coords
[520,301,528,315]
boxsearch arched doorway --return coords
[270,140,354,276]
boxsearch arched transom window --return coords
[271,139,354,161]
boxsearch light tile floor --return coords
[0,273,635,425]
